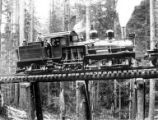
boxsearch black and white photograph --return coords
[0,0,156,120]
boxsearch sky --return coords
[116,0,143,27]
[34,0,143,27]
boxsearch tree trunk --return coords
[86,0,90,40]
[47,82,51,106]
[0,0,2,59]
[30,0,34,42]
[149,0,156,120]
[76,81,91,120]
[60,82,66,120]
[76,81,80,120]
[19,0,24,45]
[148,80,155,120]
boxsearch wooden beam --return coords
[84,80,91,120]
[137,79,144,120]
[27,83,35,120]
[33,82,43,120]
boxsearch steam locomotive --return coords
[16,30,135,73]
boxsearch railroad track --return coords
[0,66,157,83]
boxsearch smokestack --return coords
[121,27,126,39]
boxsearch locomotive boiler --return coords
[84,30,135,69]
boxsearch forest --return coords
[0,0,157,120]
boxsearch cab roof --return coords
[42,31,78,38]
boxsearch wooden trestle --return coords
[0,66,157,120]
[0,66,157,83]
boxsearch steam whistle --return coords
[121,27,126,40]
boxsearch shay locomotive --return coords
[16,30,135,73]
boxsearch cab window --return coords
[51,38,60,47]
[72,35,78,42]
[60,38,67,46]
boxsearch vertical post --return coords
[96,81,99,110]
[19,0,24,45]
[27,83,35,120]
[33,82,43,120]
[119,85,121,120]
[129,79,132,120]
[76,81,80,120]
[81,82,91,120]
[91,81,95,120]
[59,82,66,120]
[47,82,51,106]
[131,79,137,120]
[0,85,4,108]
[114,80,117,110]
[85,80,91,120]
[149,0,156,120]
[137,78,144,120]
[14,83,19,106]
[144,81,146,119]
